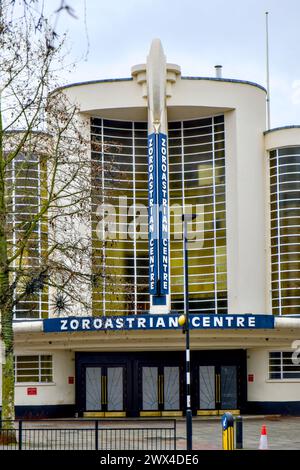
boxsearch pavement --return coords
[2,415,300,450]
[175,416,300,450]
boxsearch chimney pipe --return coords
[215,65,222,79]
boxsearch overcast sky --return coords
[54,0,300,128]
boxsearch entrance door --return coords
[220,365,238,411]
[199,365,217,414]
[140,365,182,416]
[85,366,126,417]
[198,365,239,415]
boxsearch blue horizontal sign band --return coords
[43,314,275,333]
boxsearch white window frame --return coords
[268,350,300,382]
[14,354,53,385]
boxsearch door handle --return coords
[160,375,164,405]
[158,375,164,404]
[158,375,161,405]
[101,375,107,405]
[158,376,161,404]
[104,375,107,405]
[101,375,105,405]
[216,374,221,403]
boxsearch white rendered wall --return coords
[265,127,300,151]
[225,106,267,314]
[247,348,300,402]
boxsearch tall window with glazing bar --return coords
[90,115,227,316]
[7,152,48,319]
[270,147,300,315]
[169,115,227,315]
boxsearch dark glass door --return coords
[76,350,246,418]
[198,365,217,414]
[85,365,126,416]
[198,365,239,415]
[220,365,238,410]
[139,365,182,416]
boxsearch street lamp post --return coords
[182,213,196,451]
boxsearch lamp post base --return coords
[186,409,193,450]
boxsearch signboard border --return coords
[43,314,275,333]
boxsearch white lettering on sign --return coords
[70,319,79,330]
[104,318,113,329]
[82,319,90,329]
[61,319,68,330]
[148,134,158,295]
[94,318,102,329]
[137,318,146,328]
[159,134,169,295]
[213,316,223,327]
[169,316,179,328]
[115,317,124,328]
[156,317,166,328]
[127,318,135,328]
[191,317,201,327]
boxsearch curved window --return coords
[270,147,300,315]
[8,154,48,319]
[169,116,227,314]
[91,116,227,316]
[91,119,148,316]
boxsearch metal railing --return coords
[0,419,176,451]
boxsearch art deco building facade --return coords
[1,40,300,418]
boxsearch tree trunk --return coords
[0,274,16,444]
[0,90,16,443]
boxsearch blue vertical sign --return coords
[158,133,169,295]
[148,133,159,295]
[148,132,169,298]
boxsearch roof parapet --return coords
[132,62,181,99]
[131,39,181,100]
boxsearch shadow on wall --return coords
[0,405,76,420]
